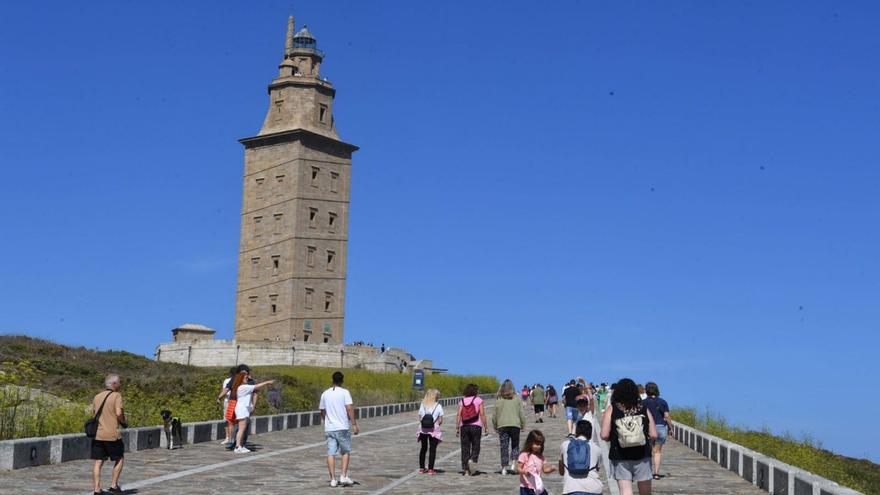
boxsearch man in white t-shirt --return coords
[319,371,359,487]
[558,420,604,495]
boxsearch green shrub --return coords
[672,407,879,495]
[0,336,498,440]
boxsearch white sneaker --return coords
[339,475,354,486]
[220,438,230,445]
[329,479,338,487]
[467,459,477,475]
[233,446,251,453]
[501,467,508,475]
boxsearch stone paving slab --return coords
[0,402,767,495]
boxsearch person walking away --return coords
[643,382,671,480]
[563,379,580,435]
[320,371,360,487]
[638,384,647,401]
[546,385,558,418]
[90,374,126,495]
[456,383,488,475]
[517,430,556,495]
[558,420,604,495]
[417,388,444,474]
[521,385,530,407]
[597,383,608,413]
[493,379,526,475]
[531,384,546,423]
[601,378,657,495]
[231,369,275,453]
[216,367,237,446]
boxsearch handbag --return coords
[225,399,238,422]
[84,391,113,439]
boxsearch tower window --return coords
[273,213,283,235]
[324,291,334,312]
[255,177,265,199]
[248,295,258,317]
[328,212,337,231]
[253,216,263,238]
[251,257,260,278]
[319,104,328,124]
[326,250,335,270]
[305,287,314,309]
[309,208,318,228]
[303,334,310,342]
[269,294,278,315]
[275,174,285,197]
[323,336,329,343]
[323,323,332,333]
[330,172,339,193]
[311,167,320,187]
[274,99,284,121]
[307,245,316,267]
[304,320,312,330]
[271,255,280,275]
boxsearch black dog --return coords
[160,409,183,449]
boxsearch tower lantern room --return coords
[280,17,324,79]
[263,16,337,138]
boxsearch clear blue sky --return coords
[1,1,878,461]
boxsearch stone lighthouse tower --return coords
[234,16,357,344]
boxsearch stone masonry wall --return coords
[155,339,414,372]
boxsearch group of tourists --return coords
[217,364,276,453]
[413,376,672,495]
[87,369,670,495]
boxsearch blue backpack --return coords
[566,438,599,476]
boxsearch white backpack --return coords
[614,413,646,448]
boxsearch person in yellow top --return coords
[90,374,126,495]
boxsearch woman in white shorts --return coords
[601,378,657,495]
[230,370,275,453]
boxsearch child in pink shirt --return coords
[517,430,556,495]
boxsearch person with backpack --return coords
[456,383,488,475]
[643,382,672,480]
[517,429,556,495]
[558,420,604,495]
[600,378,657,495]
[416,388,444,474]
[493,379,526,475]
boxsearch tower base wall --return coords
[154,338,430,372]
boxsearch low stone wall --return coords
[672,422,863,495]
[154,339,429,372]
[0,395,481,471]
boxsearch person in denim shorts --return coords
[643,382,671,480]
[320,371,359,487]
[562,380,581,435]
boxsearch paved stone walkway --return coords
[0,403,765,494]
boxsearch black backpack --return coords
[84,391,113,439]
[420,404,439,429]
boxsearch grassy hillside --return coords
[0,335,497,440]
[673,407,879,495]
